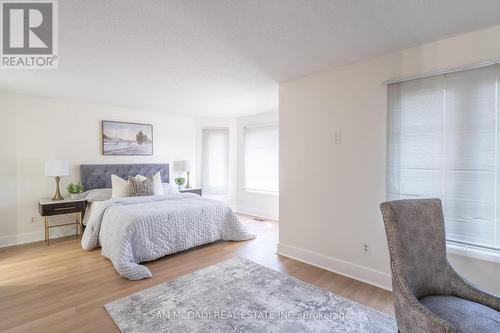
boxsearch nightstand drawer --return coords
[39,200,86,216]
[180,188,202,196]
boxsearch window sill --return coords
[447,243,500,264]
[243,188,279,196]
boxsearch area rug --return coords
[105,257,397,332]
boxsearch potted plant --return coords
[174,177,185,190]
[67,183,84,199]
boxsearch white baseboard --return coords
[276,242,392,291]
[0,226,77,248]
[235,206,279,221]
[0,230,44,247]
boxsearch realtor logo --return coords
[1,0,58,69]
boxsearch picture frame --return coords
[101,120,153,155]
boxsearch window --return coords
[244,125,279,193]
[202,128,229,194]
[387,64,500,251]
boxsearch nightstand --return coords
[180,187,202,196]
[38,198,87,245]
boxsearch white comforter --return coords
[81,193,255,280]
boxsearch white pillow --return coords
[83,188,112,202]
[162,182,180,195]
[111,174,130,198]
[135,171,164,195]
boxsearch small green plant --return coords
[174,177,185,189]
[67,183,84,194]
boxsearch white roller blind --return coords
[244,125,279,193]
[202,128,229,194]
[387,64,499,251]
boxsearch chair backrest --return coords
[380,198,451,299]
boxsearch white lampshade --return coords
[45,160,69,177]
[174,160,194,172]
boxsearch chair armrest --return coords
[448,265,500,311]
[392,277,455,332]
[391,265,455,333]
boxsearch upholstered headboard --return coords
[80,164,169,190]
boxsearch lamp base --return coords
[52,176,64,201]
[185,171,192,189]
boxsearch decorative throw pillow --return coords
[135,171,164,195]
[129,176,154,197]
[162,182,180,195]
[83,188,112,202]
[152,171,164,195]
[111,174,130,198]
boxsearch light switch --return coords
[334,132,342,144]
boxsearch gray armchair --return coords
[380,198,500,333]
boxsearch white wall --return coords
[0,93,195,247]
[195,112,279,220]
[279,24,500,294]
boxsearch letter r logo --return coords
[2,2,53,54]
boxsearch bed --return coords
[79,164,255,280]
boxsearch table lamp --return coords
[45,160,69,200]
[174,160,194,189]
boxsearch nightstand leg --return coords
[45,216,49,246]
[76,213,79,236]
[79,212,83,238]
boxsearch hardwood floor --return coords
[0,215,394,332]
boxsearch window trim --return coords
[384,58,500,85]
[447,241,500,264]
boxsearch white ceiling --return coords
[2,0,500,117]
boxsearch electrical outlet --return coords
[362,243,370,256]
[30,217,36,224]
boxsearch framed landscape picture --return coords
[102,121,153,155]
